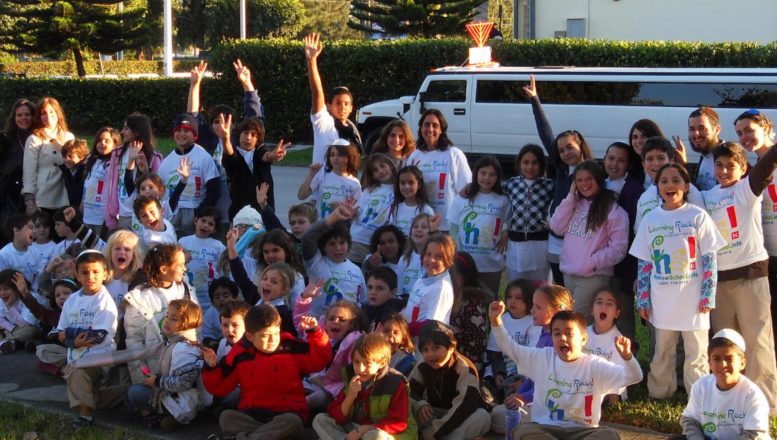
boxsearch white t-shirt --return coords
[117,151,136,217]
[629,204,726,331]
[760,175,777,257]
[310,170,362,220]
[105,278,129,315]
[696,154,717,191]
[139,219,177,254]
[82,159,111,225]
[634,183,705,233]
[703,178,769,271]
[55,287,118,364]
[0,243,38,287]
[310,109,341,166]
[486,313,539,377]
[131,199,175,236]
[401,271,453,325]
[682,374,770,439]
[584,324,628,395]
[304,252,367,317]
[396,251,424,298]
[407,147,472,230]
[605,176,626,196]
[448,192,510,272]
[350,184,394,245]
[29,241,57,293]
[202,304,222,341]
[390,202,435,238]
[157,145,219,209]
[493,324,643,428]
[178,235,226,310]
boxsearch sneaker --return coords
[71,416,95,429]
[160,416,180,432]
[25,340,39,353]
[0,339,15,354]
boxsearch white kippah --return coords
[712,328,746,352]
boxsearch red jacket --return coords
[202,328,332,422]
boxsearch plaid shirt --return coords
[502,176,554,233]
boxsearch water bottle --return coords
[505,407,521,439]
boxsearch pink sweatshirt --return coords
[549,192,629,277]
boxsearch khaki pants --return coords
[218,409,303,440]
[0,325,41,343]
[66,366,128,410]
[563,274,611,323]
[312,413,396,440]
[512,422,620,440]
[647,328,707,399]
[712,278,777,410]
[416,406,490,440]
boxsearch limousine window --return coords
[425,80,467,103]
[475,80,777,108]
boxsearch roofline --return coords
[429,66,777,76]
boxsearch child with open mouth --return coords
[584,288,629,404]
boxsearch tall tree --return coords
[348,0,485,38]
[0,0,151,76]
[300,0,362,40]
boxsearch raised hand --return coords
[488,301,506,327]
[522,74,538,99]
[271,139,289,162]
[302,280,324,299]
[672,135,688,163]
[303,33,323,60]
[202,347,218,368]
[63,206,76,223]
[299,315,319,331]
[614,335,633,360]
[367,245,383,266]
[226,228,240,252]
[232,59,253,90]
[177,157,191,182]
[308,162,323,174]
[569,181,578,200]
[11,272,29,298]
[190,60,208,85]
[214,113,233,140]
[430,213,442,232]
[256,182,270,208]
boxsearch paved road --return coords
[272,165,311,228]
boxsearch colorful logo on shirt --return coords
[463,212,480,244]
[323,277,344,305]
[361,199,381,224]
[651,236,671,274]
[545,389,565,421]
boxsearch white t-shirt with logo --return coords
[304,252,367,317]
[486,313,539,377]
[401,271,453,325]
[629,204,726,331]
[350,184,394,245]
[584,324,628,395]
[702,177,768,271]
[139,219,178,254]
[448,192,510,272]
[407,147,472,231]
[682,374,770,439]
[396,251,424,298]
[390,202,435,238]
[493,324,643,428]
[55,287,118,363]
[157,145,219,209]
[82,159,111,225]
[634,184,705,233]
[760,173,777,257]
[310,170,362,220]
[178,235,226,310]
[0,243,39,287]
[696,154,717,191]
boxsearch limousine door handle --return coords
[453,108,466,115]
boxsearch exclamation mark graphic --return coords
[688,236,696,259]
[96,180,104,202]
[585,394,593,421]
[195,176,202,197]
[726,206,738,228]
[411,305,420,323]
[769,184,777,203]
[207,261,215,281]
[438,173,447,201]
[494,218,502,237]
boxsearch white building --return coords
[514,0,777,42]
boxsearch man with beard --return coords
[688,106,723,191]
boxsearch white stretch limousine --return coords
[355,66,777,162]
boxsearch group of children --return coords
[0,43,775,439]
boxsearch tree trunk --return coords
[73,48,86,77]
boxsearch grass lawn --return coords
[0,401,147,440]
[76,134,311,167]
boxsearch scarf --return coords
[150,328,198,413]
[334,119,363,154]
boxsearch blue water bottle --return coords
[505,407,521,439]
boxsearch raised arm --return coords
[523,75,557,162]
[749,143,777,196]
[297,163,322,200]
[304,33,326,115]
[187,61,207,114]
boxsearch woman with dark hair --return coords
[371,119,416,169]
[22,97,74,216]
[628,118,665,186]
[0,99,36,240]
[104,113,163,230]
[406,109,472,231]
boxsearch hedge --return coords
[2,38,777,140]
[0,60,202,77]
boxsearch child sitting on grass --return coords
[409,320,491,440]
[202,304,332,440]
[680,328,771,440]
[489,302,643,439]
[126,299,208,432]
[55,250,126,429]
[0,269,41,354]
[312,333,418,440]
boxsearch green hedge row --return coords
[0,60,202,77]
[2,38,777,140]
